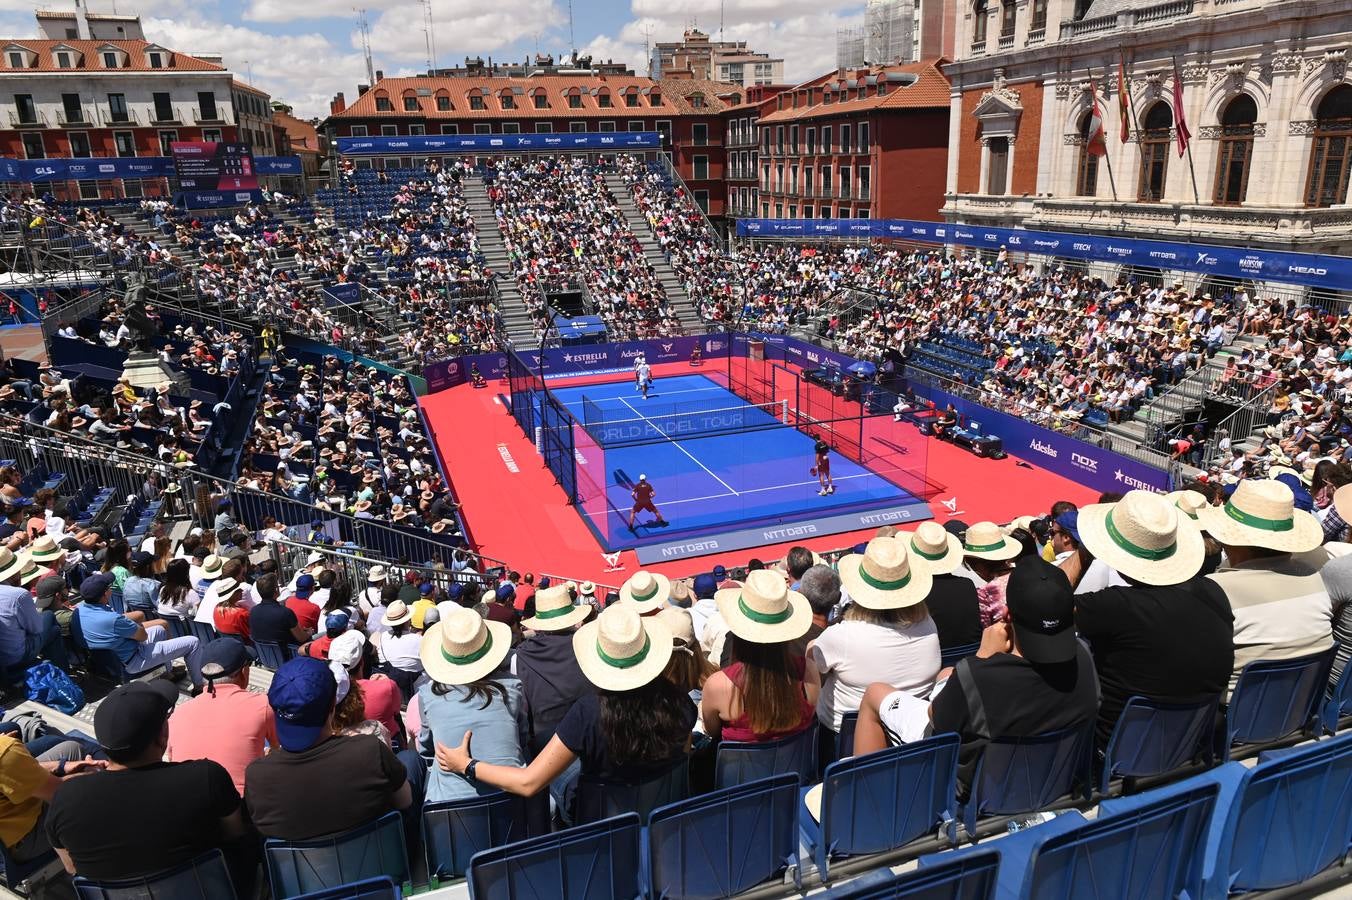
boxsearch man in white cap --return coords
[627,474,667,533]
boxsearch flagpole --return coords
[1172,54,1201,205]
[1089,67,1118,201]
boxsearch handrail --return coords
[1203,381,1278,470]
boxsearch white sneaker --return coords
[818,488,827,496]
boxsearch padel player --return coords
[629,473,667,532]
[690,345,702,366]
[633,353,646,386]
[814,438,835,496]
[636,357,654,400]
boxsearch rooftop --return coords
[0,38,225,73]
[757,59,951,123]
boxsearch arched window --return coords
[1305,85,1352,208]
[1213,93,1256,204]
[972,0,988,47]
[1137,101,1172,202]
[1076,110,1099,196]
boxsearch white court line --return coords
[616,395,740,497]
[643,471,881,507]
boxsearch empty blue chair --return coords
[940,642,981,670]
[1226,646,1335,755]
[73,849,234,899]
[1201,732,1352,897]
[254,641,294,670]
[291,877,401,899]
[804,734,960,883]
[264,811,409,899]
[961,721,1093,839]
[189,620,219,646]
[647,774,798,899]
[1099,695,1220,795]
[423,792,542,880]
[575,757,688,825]
[1324,659,1352,735]
[468,813,641,900]
[823,849,999,899]
[715,722,818,788]
[108,589,124,615]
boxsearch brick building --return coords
[753,59,952,221]
[322,73,748,219]
[0,8,242,199]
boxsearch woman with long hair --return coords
[435,605,694,811]
[700,570,817,743]
[100,537,132,589]
[121,550,161,619]
[152,536,173,575]
[416,606,525,801]
[657,606,715,702]
[157,558,200,619]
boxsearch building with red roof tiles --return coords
[272,106,325,184]
[0,9,246,201]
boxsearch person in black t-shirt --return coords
[907,522,982,649]
[248,574,311,647]
[46,680,254,888]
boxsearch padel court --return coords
[548,372,934,562]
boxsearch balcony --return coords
[149,106,184,125]
[193,106,226,125]
[56,108,90,127]
[99,107,139,126]
[1026,26,1046,44]
[970,39,987,56]
[7,111,47,128]
[998,32,1016,49]
[1058,0,1192,41]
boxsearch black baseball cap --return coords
[94,680,179,756]
[201,637,257,680]
[1004,557,1077,665]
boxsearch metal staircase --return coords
[602,171,704,331]
[459,179,536,343]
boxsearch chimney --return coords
[330,92,346,115]
[73,0,91,39]
[375,69,384,81]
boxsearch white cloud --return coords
[143,16,366,118]
[365,0,566,66]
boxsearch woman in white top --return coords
[807,539,941,734]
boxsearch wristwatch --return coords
[54,759,66,778]
[464,759,479,782]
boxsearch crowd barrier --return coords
[735,218,1352,292]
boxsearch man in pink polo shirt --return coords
[167,637,277,792]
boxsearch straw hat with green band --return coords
[1195,479,1322,555]
[1077,490,1206,586]
[907,521,963,574]
[618,570,671,615]
[572,604,673,692]
[715,569,812,644]
[421,606,512,685]
[837,537,933,610]
[520,584,591,632]
[958,522,1021,562]
[1164,490,1208,521]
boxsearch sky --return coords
[2,0,869,119]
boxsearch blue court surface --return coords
[550,374,932,561]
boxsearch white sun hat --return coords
[1078,490,1206,586]
[837,537,933,610]
[1196,479,1323,554]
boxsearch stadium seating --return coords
[422,793,544,881]
[575,758,691,825]
[960,722,1094,839]
[1098,695,1220,795]
[1224,647,1336,755]
[72,849,235,900]
[467,813,643,900]
[264,811,410,899]
[714,721,818,788]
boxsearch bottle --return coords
[1006,811,1059,833]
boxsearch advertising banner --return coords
[0,156,301,182]
[736,218,1352,291]
[253,156,303,175]
[170,141,258,191]
[178,190,262,209]
[334,131,662,156]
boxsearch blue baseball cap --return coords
[419,582,435,595]
[268,657,338,752]
[712,565,727,580]
[295,573,316,596]
[692,573,718,599]
[1054,510,1081,545]
[495,583,515,602]
[447,583,465,601]
[79,572,115,602]
[324,610,350,634]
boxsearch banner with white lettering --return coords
[334,132,662,155]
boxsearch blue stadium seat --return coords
[0,840,56,894]
[1099,695,1220,795]
[291,877,401,899]
[72,849,234,899]
[940,642,982,670]
[1324,660,1352,735]
[264,811,409,899]
[715,722,818,788]
[254,641,294,670]
[1201,732,1352,897]
[422,792,543,880]
[575,757,689,825]
[961,721,1094,839]
[467,813,641,900]
[189,620,219,646]
[803,734,960,883]
[1225,647,1335,755]
[824,849,1000,899]
[647,773,798,899]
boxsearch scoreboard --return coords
[170,141,258,191]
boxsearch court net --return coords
[582,398,790,448]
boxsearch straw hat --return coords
[520,584,590,632]
[1077,490,1206,586]
[214,577,244,601]
[0,548,25,582]
[366,565,387,583]
[655,606,697,645]
[618,570,670,615]
[572,604,673,692]
[1334,484,1352,525]
[715,569,811,644]
[1197,479,1323,554]
[420,606,511,685]
[200,555,224,580]
[907,521,963,574]
[1164,490,1208,520]
[28,535,63,565]
[669,580,692,605]
[836,537,933,610]
[383,600,413,628]
[16,555,44,586]
[959,522,1022,562]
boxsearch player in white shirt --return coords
[636,359,653,399]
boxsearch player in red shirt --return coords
[628,474,668,532]
[814,438,835,496]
